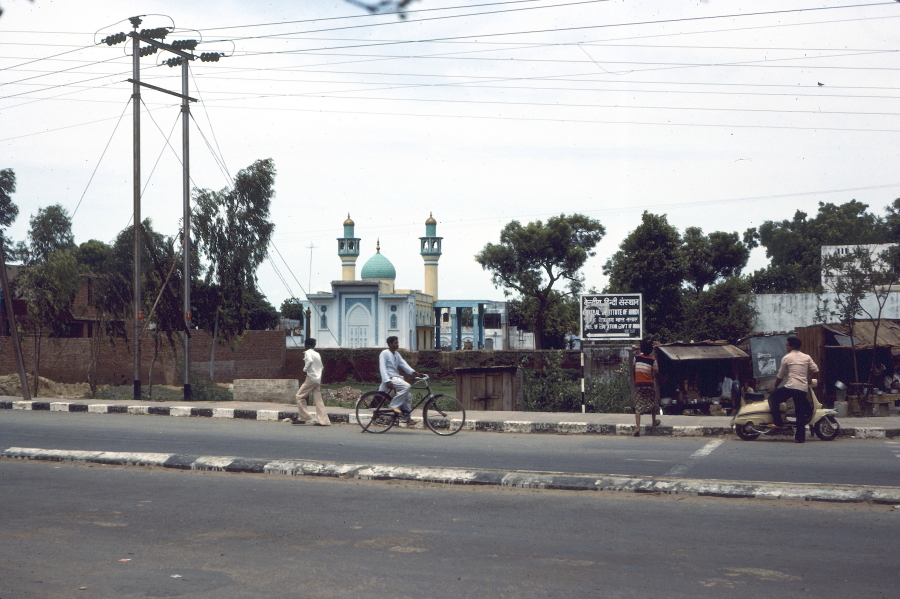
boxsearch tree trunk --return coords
[31,329,42,397]
[148,333,159,399]
[210,307,219,381]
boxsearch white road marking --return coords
[664,439,725,478]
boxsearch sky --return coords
[2,0,900,311]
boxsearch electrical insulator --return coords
[164,57,184,68]
[171,40,198,51]
[102,32,127,46]
[139,45,158,57]
[140,27,169,40]
[199,52,222,63]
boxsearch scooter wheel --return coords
[735,421,760,441]
[813,416,840,441]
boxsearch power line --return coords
[71,98,131,218]
[205,2,900,50]
[207,0,614,43]
[202,102,900,134]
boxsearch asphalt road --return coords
[2,459,898,599]
[2,410,900,487]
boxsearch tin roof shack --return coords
[795,319,900,403]
[655,341,750,415]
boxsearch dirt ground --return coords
[0,374,99,399]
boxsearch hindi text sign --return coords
[580,293,642,341]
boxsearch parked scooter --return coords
[731,379,840,441]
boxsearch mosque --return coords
[302,214,513,350]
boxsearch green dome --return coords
[360,243,396,280]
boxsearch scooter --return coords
[731,379,840,441]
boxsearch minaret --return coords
[338,214,360,281]
[420,212,442,300]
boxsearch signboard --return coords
[580,294,642,341]
[749,334,787,379]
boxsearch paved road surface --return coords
[3,410,899,487]
[2,459,897,599]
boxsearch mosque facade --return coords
[303,215,442,350]
[301,214,515,350]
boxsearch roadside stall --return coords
[795,319,900,416]
[654,341,750,416]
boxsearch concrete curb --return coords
[4,445,900,504]
[3,399,898,438]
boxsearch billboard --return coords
[580,293,642,341]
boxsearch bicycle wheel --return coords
[356,391,395,434]
[423,394,465,436]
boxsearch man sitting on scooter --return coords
[767,336,820,443]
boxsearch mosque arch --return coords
[347,304,372,348]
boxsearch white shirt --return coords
[379,348,414,383]
[303,348,323,384]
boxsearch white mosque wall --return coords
[750,291,900,332]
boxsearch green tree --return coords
[192,158,276,343]
[14,205,79,395]
[73,239,112,273]
[680,277,757,343]
[0,168,19,246]
[746,200,892,293]
[819,245,900,384]
[280,297,306,326]
[475,213,605,349]
[14,204,75,265]
[682,228,749,295]
[244,286,279,330]
[603,212,684,341]
[508,291,579,349]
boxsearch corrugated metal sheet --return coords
[822,319,900,349]
[656,343,749,361]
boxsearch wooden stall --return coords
[654,341,750,416]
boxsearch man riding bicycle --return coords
[378,336,422,420]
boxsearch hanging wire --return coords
[71,97,130,218]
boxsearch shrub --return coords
[584,363,631,413]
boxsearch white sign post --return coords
[580,293,643,341]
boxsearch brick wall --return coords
[288,348,582,384]
[0,330,287,385]
[1,333,580,386]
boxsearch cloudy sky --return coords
[2,0,900,310]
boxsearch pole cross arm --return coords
[128,32,196,60]
[126,79,197,102]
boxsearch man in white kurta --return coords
[379,336,418,415]
[295,338,331,426]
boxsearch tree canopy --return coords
[0,168,19,247]
[746,199,896,293]
[604,212,755,343]
[192,158,276,342]
[475,213,605,349]
[603,212,685,340]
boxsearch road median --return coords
[4,446,900,504]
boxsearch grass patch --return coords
[93,379,232,402]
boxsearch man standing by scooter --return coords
[767,337,820,443]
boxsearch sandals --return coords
[651,419,661,427]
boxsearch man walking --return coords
[295,338,330,426]
[379,336,419,419]
[767,336,819,443]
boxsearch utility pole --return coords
[181,53,192,400]
[104,18,221,400]
[130,16,142,401]
[0,248,29,400]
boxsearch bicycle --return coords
[354,374,466,435]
